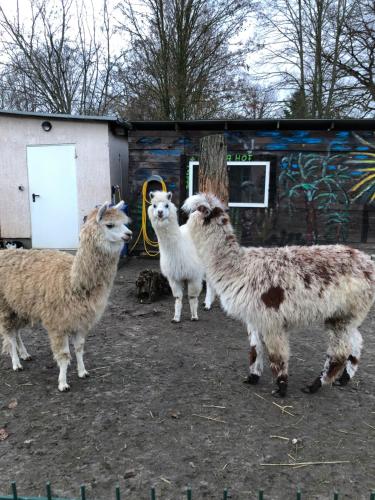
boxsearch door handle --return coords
[32,193,40,202]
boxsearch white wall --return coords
[0,116,115,240]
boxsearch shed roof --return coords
[129,118,375,131]
[0,109,131,128]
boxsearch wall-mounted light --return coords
[41,120,52,132]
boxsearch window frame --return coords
[188,160,271,208]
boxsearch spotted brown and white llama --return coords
[147,190,216,322]
[183,193,375,397]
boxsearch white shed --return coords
[0,110,129,249]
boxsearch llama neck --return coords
[197,227,244,280]
[71,231,120,293]
[152,217,181,247]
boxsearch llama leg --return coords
[244,326,264,385]
[50,334,71,392]
[72,332,89,379]
[0,309,23,370]
[188,279,202,321]
[16,332,32,361]
[264,331,289,397]
[3,332,23,371]
[337,328,363,385]
[169,280,184,323]
[304,318,350,393]
[203,279,216,310]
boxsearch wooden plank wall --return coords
[128,128,375,249]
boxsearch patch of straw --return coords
[254,393,295,416]
[260,460,350,467]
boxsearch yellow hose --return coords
[129,177,167,256]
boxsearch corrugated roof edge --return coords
[129,118,375,131]
[0,109,131,127]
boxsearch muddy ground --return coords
[0,256,375,500]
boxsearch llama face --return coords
[148,191,175,225]
[91,202,132,248]
[102,218,132,244]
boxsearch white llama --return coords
[147,190,215,322]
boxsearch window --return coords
[188,161,270,208]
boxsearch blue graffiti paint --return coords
[283,138,302,144]
[291,130,310,137]
[355,146,370,151]
[256,131,282,137]
[353,154,370,159]
[148,149,181,156]
[280,137,322,144]
[266,143,288,150]
[330,143,351,151]
[336,131,350,138]
[137,137,161,145]
[174,137,192,146]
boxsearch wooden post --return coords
[199,134,229,204]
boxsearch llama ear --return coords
[96,202,109,222]
[114,200,125,210]
[166,192,172,201]
[149,191,155,201]
[197,205,211,217]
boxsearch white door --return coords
[27,144,79,249]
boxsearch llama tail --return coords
[182,193,226,215]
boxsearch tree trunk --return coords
[199,134,229,204]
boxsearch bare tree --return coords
[229,77,277,118]
[325,0,375,116]
[117,0,255,120]
[256,0,365,118]
[0,0,125,114]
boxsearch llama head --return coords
[147,190,177,227]
[83,201,132,252]
[182,193,234,238]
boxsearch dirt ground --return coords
[1,256,375,500]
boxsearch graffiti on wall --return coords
[279,152,352,244]
[131,129,375,246]
[348,133,375,204]
[279,132,375,244]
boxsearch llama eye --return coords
[165,204,169,208]
[106,224,114,229]
[153,205,156,208]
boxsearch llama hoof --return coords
[301,377,322,394]
[276,379,288,397]
[203,304,211,311]
[191,317,199,321]
[58,383,71,392]
[78,370,89,379]
[21,355,33,361]
[243,374,260,385]
[13,365,24,372]
[272,390,286,398]
[171,319,181,323]
[335,369,350,386]
[272,386,288,398]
